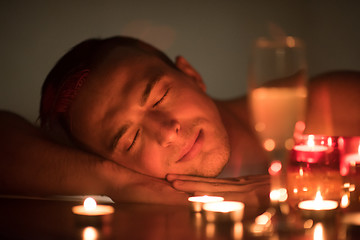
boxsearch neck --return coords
[214,98,268,177]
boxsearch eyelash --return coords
[152,88,169,108]
[127,129,140,151]
[127,88,170,151]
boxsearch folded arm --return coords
[0,111,187,204]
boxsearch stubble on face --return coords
[68,46,231,178]
[186,123,230,177]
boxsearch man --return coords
[0,36,358,205]
[38,36,267,179]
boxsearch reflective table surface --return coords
[1,195,360,240]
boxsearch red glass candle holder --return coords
[287,135,342,208]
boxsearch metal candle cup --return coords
[72,197,114,216]
[202,201,245,222]
[188,195,224,212]
[72,197,114,226]
[298,191,338,220]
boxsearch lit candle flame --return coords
[312,191,324,210]
[314,190,323,202]
[307,135,315,148]
[84,197,97,211]
[298,190,338,210]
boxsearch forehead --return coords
[93,46,163,81]
[68,46,171,151]
[75,46,168,105]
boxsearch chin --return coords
[194,151,230,177]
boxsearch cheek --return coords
[173,89,215,116]
[134,142,169,178]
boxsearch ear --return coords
[175,56,206,92]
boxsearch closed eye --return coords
[152,88,169,108]
[127,129,140,151]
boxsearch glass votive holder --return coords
[338,136,360,210]
[339,136,360,176]
[290,134,339,167]
[287,135,342,208]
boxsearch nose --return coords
[160,119,180,147]
[144,111,180,147]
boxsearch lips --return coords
[177,130,204,163]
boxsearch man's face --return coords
[69,46,230,178]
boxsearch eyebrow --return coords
[140,71,165,106]
[111,71,165,151]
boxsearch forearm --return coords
[0,111,188,204]
[0,111,107,196]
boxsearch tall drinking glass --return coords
[247,36,308,220]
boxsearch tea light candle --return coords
[292,135,328,163]
[72,197,114,216]
[188,195,224,212]
[298,191,338,211]
[202,201,244,222]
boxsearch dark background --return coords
[1,0,359,122]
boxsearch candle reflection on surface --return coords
[205,222,215,238]
[313,223,324,240]
[83,227,98,240]
[250,209,275,235]
[340,193,350,208]
[232,222,243,240]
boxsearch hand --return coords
[166,174,270,207]
[101,161,190,205]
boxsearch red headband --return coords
[40,69,90,127]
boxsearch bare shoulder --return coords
[0,110,35,129]
[309,71,360,89]
[0,110,24,119]
[305,70,360,136]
